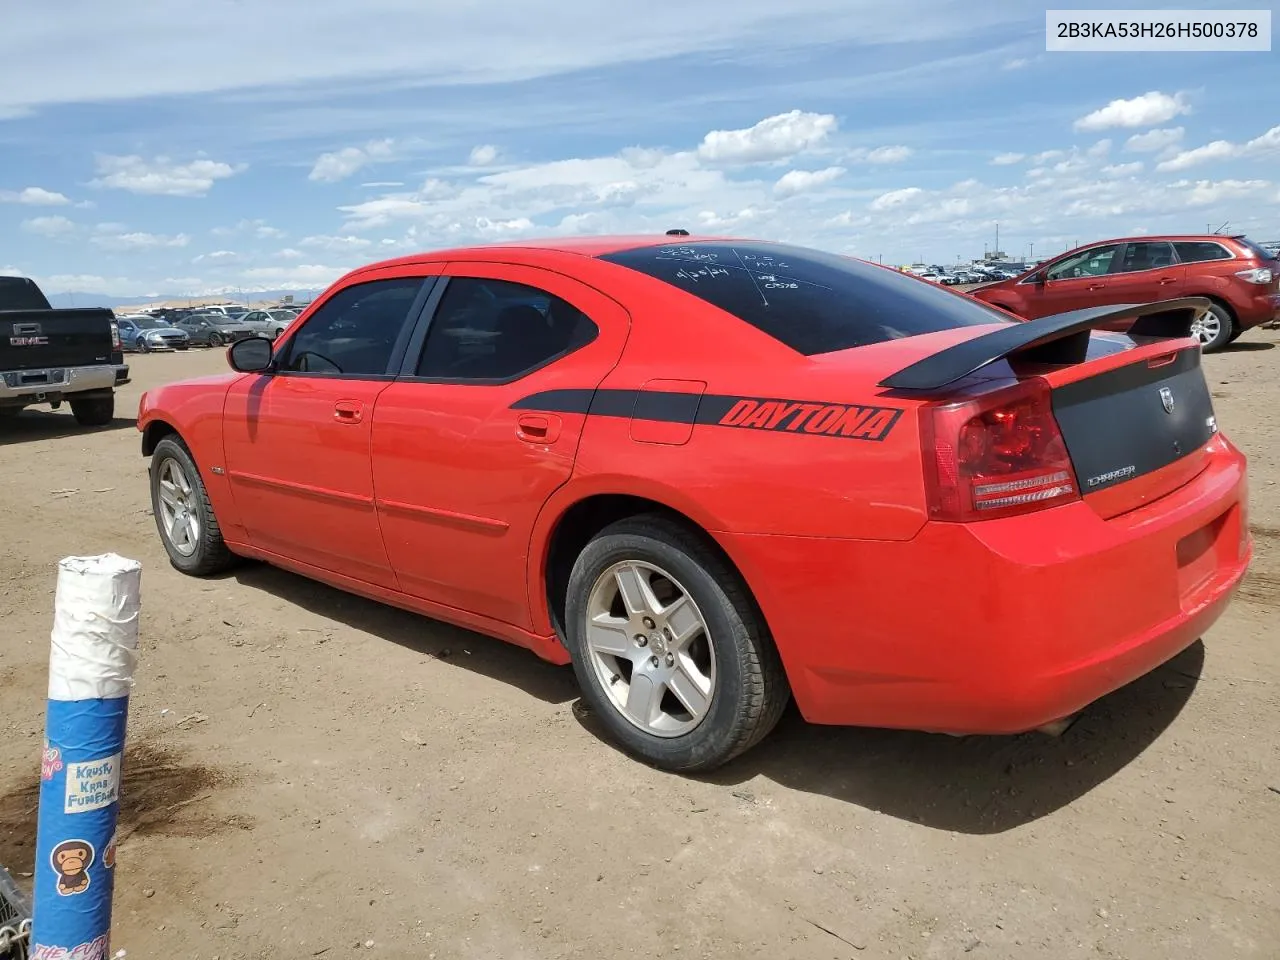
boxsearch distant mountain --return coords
[45,288,323,309]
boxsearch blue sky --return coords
[0,0,1276,297]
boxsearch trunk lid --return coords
[1039,342,1216,519]
[879,297,1219,521]
[0,308,116,372]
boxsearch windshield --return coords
[135,318,167,328]
[600,240,1010,356]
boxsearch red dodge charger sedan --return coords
[137,235,1253,771]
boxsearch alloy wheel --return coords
[584,560,717,737]
[156,457,201,557]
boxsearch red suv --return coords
[971,234,1280,351]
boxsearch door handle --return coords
[1087,283,1105,291]
[333,400,364,424]
[1157,276,1178,284]
[516,413,561,443]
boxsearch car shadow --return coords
[1222,339,1275,352]
[227,562,578,706]
[221,560,1204,832]
[0,411,136,445]
[684,640,1205,834]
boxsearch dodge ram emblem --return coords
[1159,387,1175,414]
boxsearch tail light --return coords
[109,321,122,351]
[919,376,1079,522]
[1235,267,1274,284]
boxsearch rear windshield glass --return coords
[1236,237,1278,261]
[599,241,1009,356]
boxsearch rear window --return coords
[1234,237,1278,262]
[599,241,1009,355]
[1173,241,1233,263]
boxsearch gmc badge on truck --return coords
[9,335,49,346]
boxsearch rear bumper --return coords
[0,364,117,402]
[1236,290,1280,329]
[720,436,1251,733]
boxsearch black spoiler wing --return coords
[879,297,1209,392]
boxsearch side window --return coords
[414,277,598,381]
[1045,244,1121,281]
[1115,241,1176,273]
[1173,241,1233,263]
[279,277,424,377]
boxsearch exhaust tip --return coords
[1035,714,1080,737]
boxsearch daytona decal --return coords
[712,398,900,440]
[511,388,903,441]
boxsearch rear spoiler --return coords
[879,296,1209,392]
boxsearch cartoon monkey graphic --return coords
[51,839,94,896]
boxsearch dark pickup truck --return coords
[0,275,128,425]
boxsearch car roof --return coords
[1071,234,1246,246]
[347,233,742,276]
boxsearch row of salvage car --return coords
[113,304,303,352]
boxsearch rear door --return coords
[222,270,438,587]
[1089,241,1185,328]
[370,263,630,628]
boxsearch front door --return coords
[370,264,630,628]
[223,271,436,588]
[1025,242,1125,318]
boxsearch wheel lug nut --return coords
[663,627,673,640]
[643,617,655,629]
[665,653,674,666]
[635,634,647,646]
[650,656,660,668]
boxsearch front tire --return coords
[149,436,235,576]
[207,332,225,347]
[564,515,790,772]
[1191,302,1235,352]
[70,395,114,426]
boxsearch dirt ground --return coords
[1,331,1277,960]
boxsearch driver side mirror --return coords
[228,336,274,373]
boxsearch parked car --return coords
[237,309,300,337]
[1,275,123,424]
[971,235,1280,351]
[136,234,1252,772]
[176,313,258,347]
[115,314,190,352]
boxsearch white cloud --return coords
[276,248,304,260]
[774,166,846,196]
[21,215,77,238]
[193,250,241,263]
[468,144,499,166]
[854,145,913,164]
[212,218,284,238]
[90,154,242,197]
[1101,162,1143,176]
[869,187,923,211]
[1073,91,1190,132]
[1086,139,1112,159]
[308,138,396,183]
[0,3,1032,116]
[991,152,1025,165]
[1003,57,1029,70]
[1125,127,1184,153]
[696,110,837,164]
[1182,178,1271,206]
[0,186,71,206]
[91,230,190,251]
[239,264,348,289]
[361,181,405,188]
[299,234,374,252]
[1155,124,1280,172]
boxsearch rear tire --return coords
[149,436,236,576]
[564,514,790,772]
[1192,302,1235,352]
[70,395,114,426]
[208,332,225,347]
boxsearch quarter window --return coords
[1044,244,1122,281]
[1172,241,1233,263]
[414,277,597,380]
[278,277,424,376]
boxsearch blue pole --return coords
[31,554,141,960]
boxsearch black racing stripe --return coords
[512,388,905,441]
